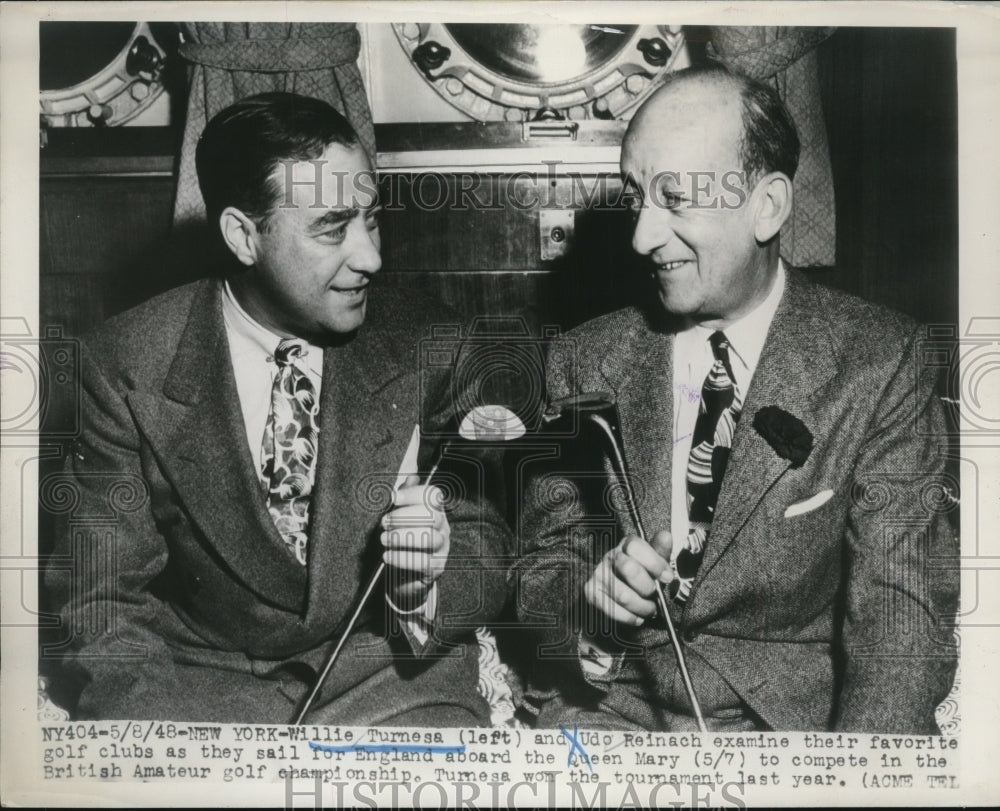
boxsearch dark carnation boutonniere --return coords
[753,406,814,468]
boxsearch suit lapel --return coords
[600,321,675,551]
[303,314,412,624]
[691,271,837,589]
[126,280,308,612]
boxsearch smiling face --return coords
[228,142,382,340]
[622,78,779,329]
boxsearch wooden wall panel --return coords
[38,172,646,339]
[40,178,174,278]
[379,175,538,271]
[40,176,176,333]
[377,174,651,335]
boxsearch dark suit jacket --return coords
[44,278,511,723]
[513,270,958,733]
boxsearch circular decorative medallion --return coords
[393,23,688,122]
[39,22,171,127]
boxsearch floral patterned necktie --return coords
[673,331,742,603]
[260,338,320,566]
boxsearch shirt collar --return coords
[220,278,324,375]
[722,259,786,379]
[672,259,786,384]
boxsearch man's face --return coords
[621,81,773,327]
[235,142,382,339]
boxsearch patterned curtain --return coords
[173,22,375,226]
[709,27,837,268]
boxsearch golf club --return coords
[543,392,708,733]
[292,404,526,724]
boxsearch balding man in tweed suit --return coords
[513,65,958,733]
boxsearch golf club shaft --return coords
[291,458,442,724]
[292,560,384,724]
[589,415,709,734]
[652,582,707,733]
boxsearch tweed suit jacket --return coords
[45,278,511,723]
[513,269,958,733]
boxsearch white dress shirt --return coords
[669,260,786,557]
[220,280,435,643]
[221,279,324,475]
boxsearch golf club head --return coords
[542,392,621,433]
[545,392,625,461]
[542,391,644,538]
[458,404,527,442]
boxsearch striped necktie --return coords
[673,331,742,603]
[260,338,320,566]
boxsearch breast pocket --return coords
[763,489,847,614]
[783,488,835,519]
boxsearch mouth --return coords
[655,260,692,272]
[329,282,369,297]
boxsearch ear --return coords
[750,172,793,244]
[218,206,260,267]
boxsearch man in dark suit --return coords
[44,93,510,725]
[513,65,958,733]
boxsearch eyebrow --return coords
[306,204,382,233]
[307,208,358,232]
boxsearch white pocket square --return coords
[784,489,834,518]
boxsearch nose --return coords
[348,220,382,276]
[631,204,674,258]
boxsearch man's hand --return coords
[381,474,450,607]
[584,531,674,626]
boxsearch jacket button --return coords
[682,629,699,643]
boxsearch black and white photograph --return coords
[2,1,998,807]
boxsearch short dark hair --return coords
[654,63,801,182]
[734,68,801,182]
[195,92,360,229]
